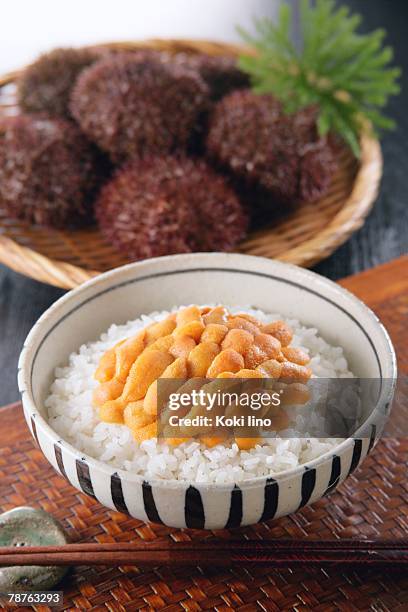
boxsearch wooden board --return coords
[0,256,407,611]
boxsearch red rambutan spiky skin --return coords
[0,114,101,228]
[95,156,248,260]
[70,53,210,164]
[206,90,335,205]
[17,47,101,120]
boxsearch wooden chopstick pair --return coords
[1,539,407,567]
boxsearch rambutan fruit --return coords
[206,90,335,205]
[17,47,101,120]
[70,53,210,163]
[0,114,101,228]
[95,156,248,260]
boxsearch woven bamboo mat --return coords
[0,256,407,611]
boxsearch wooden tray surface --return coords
[0,256,407,611]
[0,39,383,289]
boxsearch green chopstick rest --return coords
[0,506,69,591]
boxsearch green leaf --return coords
[317,110,331,136]
[238,0,401,154]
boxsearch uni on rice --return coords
[46,305,353,484]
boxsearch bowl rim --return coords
[18,253,397,490]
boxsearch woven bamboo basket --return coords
[0,39,383,289]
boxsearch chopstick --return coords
[1,539,407,567]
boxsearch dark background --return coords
[0,0,407,405]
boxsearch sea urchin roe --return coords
[94,342,121,383]
[187,342,220,377]
[169,335,196,359]
[221,328,253,354]
[93,306,312,448]
[262,320,293,346]
[201,323,229,344]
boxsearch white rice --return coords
[45,307,354,484]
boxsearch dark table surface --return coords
[0,0,407,406]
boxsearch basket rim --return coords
[0,38,383,289]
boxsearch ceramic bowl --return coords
[18,253,396,529]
